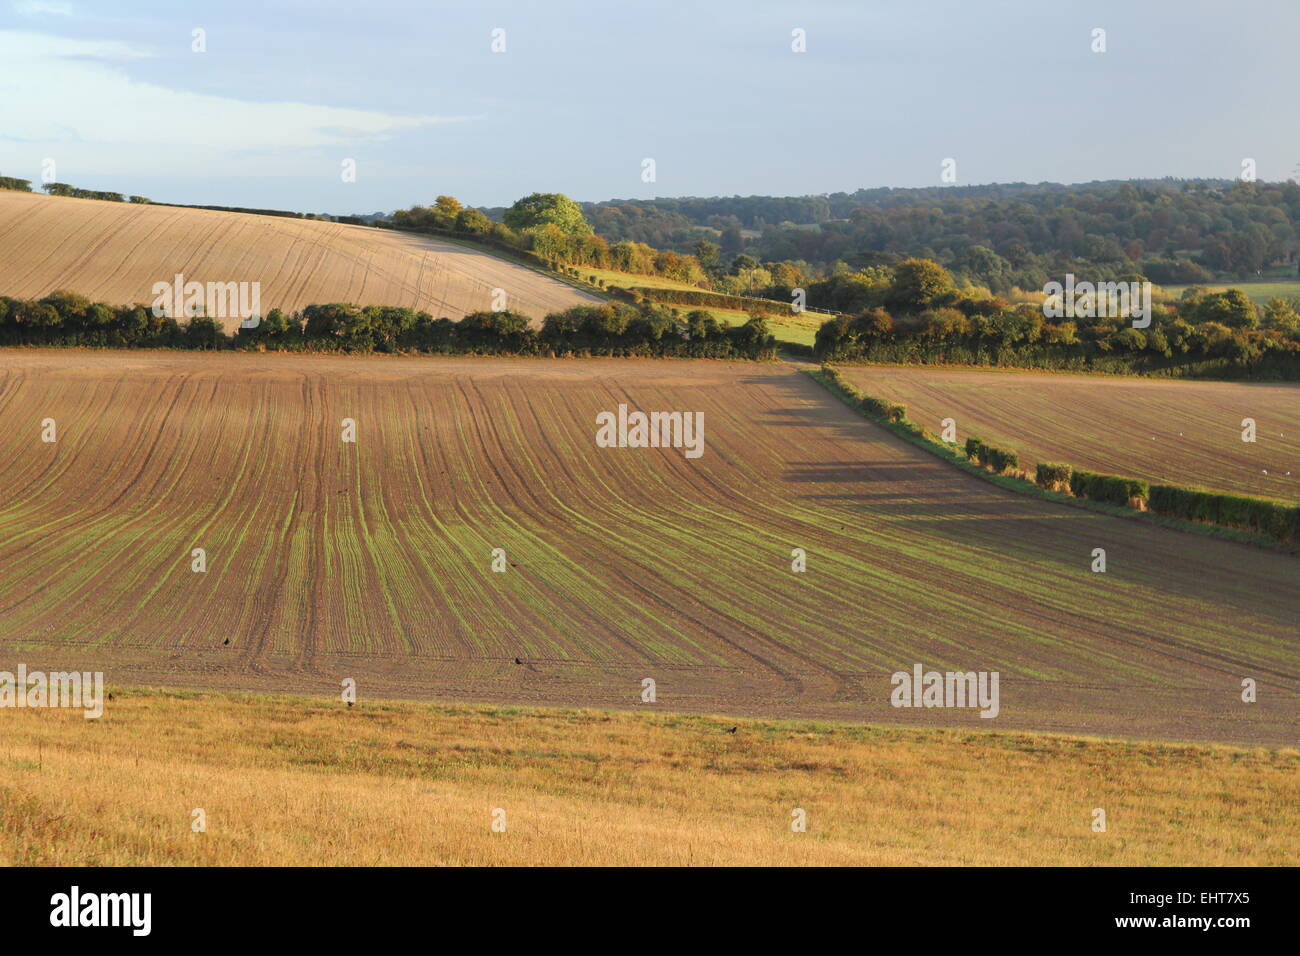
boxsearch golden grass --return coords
[1,689,1295,866]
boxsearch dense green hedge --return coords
[1068,469,1149,505]
[861,394,907,422]
[965,437,1018,473]
[820,366,906,422]
[1035,462,1073,489]
[0,293,778,359]
[983,445,1019,474]
[623,286,798,316]
[44,183,125,202]
[0,175,32,192]
[817,337,1300,380]
[967,439,1013,473]
[1148,484,1299,540]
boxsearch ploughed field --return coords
[839,365,1300,501]
[0,352,1296,744]
[0,191,599,330]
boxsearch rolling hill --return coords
[0,190,600,330]
[0,351,1295,745]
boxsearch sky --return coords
[0,0,1296,214]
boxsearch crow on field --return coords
[222,637,231,646]
[347,701,353,709]
[514,657,522,665]
[725,726,737,734]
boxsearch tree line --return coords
[576,179,1300,292]
[0,292,776,359]
[385,193,710,285]
[813,259,1300,378]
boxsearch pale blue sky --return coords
[0,0,1295,213]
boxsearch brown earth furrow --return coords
[0,352,1296,744]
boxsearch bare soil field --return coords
[0,191,599,329]
[839,365,1300,500]
[0,351,1295,744]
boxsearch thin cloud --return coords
[0,31,467,154]
[11,1,75,16]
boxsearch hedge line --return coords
[820,367,910,424]
[0,293,778,360]
[1069,469,1150,505]
[1148,484,1300,541]
[624,286,797,316]
[964,437,1018,474]
[820,365,1298,542]
[1034,462,1072,489]
[816,336,1300,381]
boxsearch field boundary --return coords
[5,686,1295,866]
[809,365,1299,554]
[53,684,1300,752]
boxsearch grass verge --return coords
[1,688,1295,865]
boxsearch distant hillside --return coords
[580,179,1300,291]
[0,190,599,331]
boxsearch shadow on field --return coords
[782,460,916,484]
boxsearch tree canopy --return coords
[503,192,593,236]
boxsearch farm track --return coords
[838,365,1300,500]
[0,351,1295,744]
[0,191,600,329]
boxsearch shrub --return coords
[859,395,906,422]
[964,437,983,461]
[1035,462,1072,489]
[1070,470,1148,505]
[976,444,1019,474]
[1148,484,1298,541]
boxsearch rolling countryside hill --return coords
[0,351,1294,745]
[0,191,600,330]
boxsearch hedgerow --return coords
[1035,462,1073,489]
[1147,484,1299,540]
[0,293,778,359]
[820,364,1296,543]
[1069,469,1149,505]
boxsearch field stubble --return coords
[1,691,1295,866]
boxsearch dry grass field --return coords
[0,191,599,329]
[839,365,1300,500]
[1,690,1295,866]
[0,351,1295,744]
